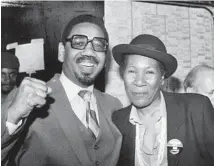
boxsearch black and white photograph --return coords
[1,1,214,166]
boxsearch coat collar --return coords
[94,89,122,165]
[162,92,185,141]
[49,76,91,165]
[120,92,185,165]
[48,75,122,166]
[119,105,136,164]
[122,92,185,139]
[163,92,185,165]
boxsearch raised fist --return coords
[7,77,52,124]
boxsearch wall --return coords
[2,1,105,90]
[105,1,214,106]
[2,1,213,100]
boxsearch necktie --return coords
[78,90,99,138]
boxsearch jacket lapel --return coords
[94,90,122,166]
[163,92,185,166]
[49,77,91,165]
[115,105,135,166]
[122,107,136,165]
[94,90,122,138]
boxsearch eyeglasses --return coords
[65,35,108,52]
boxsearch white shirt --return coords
[60,72,99,127]
[129,92,168,166]
[6,72,99,134]
[6,120,22,135]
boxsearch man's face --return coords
[123,55,164,109]
[195,70,214,108]
[62,22,106,87]
[1,68,18,94]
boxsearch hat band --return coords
[133,44,166,53]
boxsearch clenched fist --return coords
[7,77,52,124]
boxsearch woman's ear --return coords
[58,42,65,62]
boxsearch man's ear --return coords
[58,42,65,62]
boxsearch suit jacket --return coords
[112,92,214,166]
[1,75,122,166]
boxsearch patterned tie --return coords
[78,90,99,138]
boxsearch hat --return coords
[112,34,177,78]
[1,52,20,69]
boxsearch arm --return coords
[202,97,214,163]
[191,95,214,165]
[1,77,51,164]
[1,89,25,164]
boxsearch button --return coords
[95,161,100,166]
[94,144,99,150]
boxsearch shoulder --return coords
[47,74,61,87]
[112,105,131,122]
[94,89,123,109]
[111,105,132,130]
[46,74,66,97]
[164,92,213,113]
[164,91,209,103]
[94,89,118,101]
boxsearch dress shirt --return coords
[129,92,168,166]
[60,72,99,128]
[6,72,99,135]
[6,120,22,135]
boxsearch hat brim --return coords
[112,44,177,78]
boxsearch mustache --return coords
[76,56,98,64]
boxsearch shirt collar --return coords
[60,72,94,101]
[129,91,166,125]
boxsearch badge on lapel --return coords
[167,139,183,155]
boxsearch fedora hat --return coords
[112,34,177,78]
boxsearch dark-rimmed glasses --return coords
[65,35,108,52]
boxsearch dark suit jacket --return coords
[112,92,214,166]
[1,75,122,166]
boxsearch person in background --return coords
[161,76,181,93]
[1,14,122,166]
[1,52,19,103]
[112,34,214,166]
[184,64,214,108]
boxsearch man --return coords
[161,76,181,93]
[1,52,19,103]
[2,15,122,166]
[184,64,214,108]
[112,34,214,166]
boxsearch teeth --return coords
[80,62,94,67]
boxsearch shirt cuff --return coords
[6,120,23,135]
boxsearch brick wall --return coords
[104,1,214,107]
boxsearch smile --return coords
[132,92,148,96]
[79,61,96,67]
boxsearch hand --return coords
[7,77,52,124]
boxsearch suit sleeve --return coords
[202,97,214,162]
[1,89,26,164]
